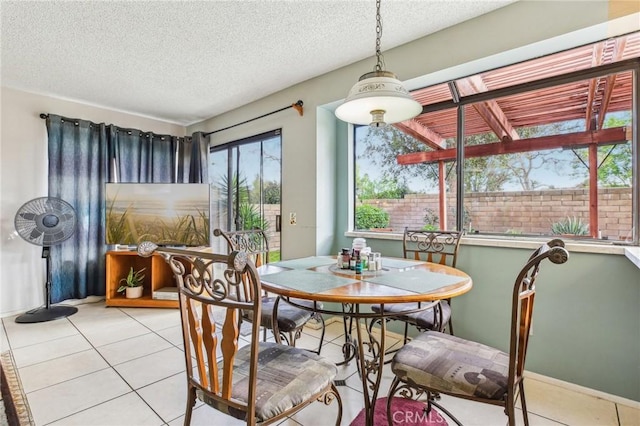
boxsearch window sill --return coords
[344,231,635,257]
[624,247,640,269]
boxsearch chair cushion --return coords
[371,301,451,330]
[391,331,509,400]
[256,297,322,332]
[200,342,337,421]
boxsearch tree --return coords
[597,143,631,187]
[357,126,439,192]
[262,180,281,204]
[249,175,281,204]
[596,115,631,187]
[357,119,595,194]
[570,114,632,187]
[463,133,511,192]
[356,167,411,200]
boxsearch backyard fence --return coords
[362,187,632,239]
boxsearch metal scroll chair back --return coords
[370,229,464,346]
[375,228,464,337]
[404,228,464,333]
[214,228,270,267]
[387,239,569,426]
[403,228,463,268]
[508,239,567,389]
[137,243,342,426]
[213,228,326,353]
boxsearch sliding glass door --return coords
[209,130,282,257]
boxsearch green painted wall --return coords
[333,232,640,401]
[456,246,640,401]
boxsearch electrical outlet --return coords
[289,212,297,225]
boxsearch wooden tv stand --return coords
[105,250,178,308]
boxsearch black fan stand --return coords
[15,247,78,323]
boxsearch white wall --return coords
[0,87,185,316]
[188,1,637,259]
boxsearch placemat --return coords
[366,269,464,293]
[261,269,358,293]
[379,258,425,269]
[269,256,337,270]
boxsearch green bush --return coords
[551,216,589,235]
[355,204,389,230]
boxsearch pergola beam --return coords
[456,76,520,142]
[585,43,605,130]
[597,38,627,130]
[397,127,629,165]
[393,120,447,150]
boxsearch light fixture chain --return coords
[375,0,384,72]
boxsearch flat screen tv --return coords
[105,183,210,247]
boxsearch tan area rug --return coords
[0,351,34,426]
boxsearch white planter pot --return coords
[125,286,144,299]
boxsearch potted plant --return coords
[117,267,146,299]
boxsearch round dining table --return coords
[257,255,472,426]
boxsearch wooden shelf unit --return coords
[105,250,179,308]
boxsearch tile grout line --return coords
[31,308,170,424]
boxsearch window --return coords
[354,32,638,244]
[209,130,282,257]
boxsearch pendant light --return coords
[335,0,422,127]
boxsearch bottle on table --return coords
[341,248,351,269]
[355,251,362,274]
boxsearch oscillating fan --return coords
[14,197,78,323]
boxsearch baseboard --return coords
[524,371,640,408]
[1,296,106,319]
[317,315,639,408]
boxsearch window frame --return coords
[353,58,639,246]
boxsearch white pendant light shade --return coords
[335,71,422,126]
[334,0,422,127]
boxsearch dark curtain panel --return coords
[47,115,108,302]
[110,129,177,183]
[177,131,209,183]
[47,115,203,302]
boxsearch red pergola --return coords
[393,32,640,236]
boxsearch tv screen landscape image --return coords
[106,183,210,247]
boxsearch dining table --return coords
[257,255,472,426]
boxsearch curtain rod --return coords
[203,100,303,137]
[39,113,188,140]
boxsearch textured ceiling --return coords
[1,1,515,126]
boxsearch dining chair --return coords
[138,243,342,426]
[371,228,464,344]
[213,228,326,354]
[386,239,569,426]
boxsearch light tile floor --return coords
[1,301,638,426]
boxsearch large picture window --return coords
[354,32,638,244]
